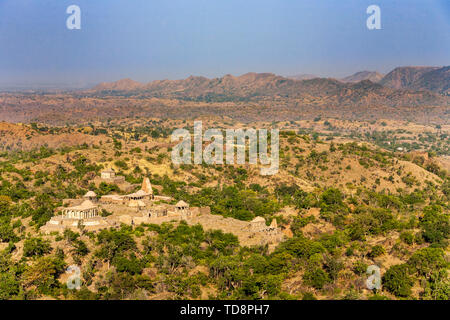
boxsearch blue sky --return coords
[0,0,448,87]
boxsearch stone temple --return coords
[41,174,284,248]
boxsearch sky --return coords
[0,0,449,88]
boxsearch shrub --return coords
[368,294,390,300]
[114,160,128,170]
[302,292,317,300]
[353,260,368,276]
[400,231,415,245]
[368,245,386,258]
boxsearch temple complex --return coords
[40,173,284,248]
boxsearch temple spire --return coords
[142,177,153,194]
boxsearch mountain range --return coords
[89,66,449,106]
[0,66,448,126]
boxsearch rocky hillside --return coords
[0,122,107,151]
[380,66,449,94]
[409,66,450,94]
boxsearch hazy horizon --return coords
[1,0,449,88]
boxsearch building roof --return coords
[101,195,123,200]
[79,200,96,209]
[66,200,97,211]
[126,189,150,198]
[84,191,97,198]
[251,216,266,223]
[176,200,189,207]
[102,168,115,173]
[136,190,148,196]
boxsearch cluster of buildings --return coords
[41,169,284,247]
[41,170,202,233]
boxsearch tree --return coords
[320,188,344,206]
[323,255,344,281]
[21,256,66,294]
[244,254,268,274]
[0,251,21,299]
[0,195,12,216]
[407,247,446,278]
[422,270,449,300]
[23,238,52,257]
[31,193,55,227]
[420,205,449,246]
[382,264,414,297]
[73,240,89,257]
[95,228,137,267]
[0,220,18,243]
[303,268,331,289]
[112,255,144,275]
[0,272,20,299]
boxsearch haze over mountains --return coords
[287,74,318,81]
[92,66,450,98]
[0,65,448,126]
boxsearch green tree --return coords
[23,238,52,257]
[407,247,446,278]
[21,256,66,294]
[382,264,414,297]
[303,268,331,289]
[0,272,20,299]
[0,195,12,216]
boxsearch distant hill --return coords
[94,78,143,91]
[379,66,450,94]
[287,74,318,81]
[341,71,384,83]
[410,66,450,94]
